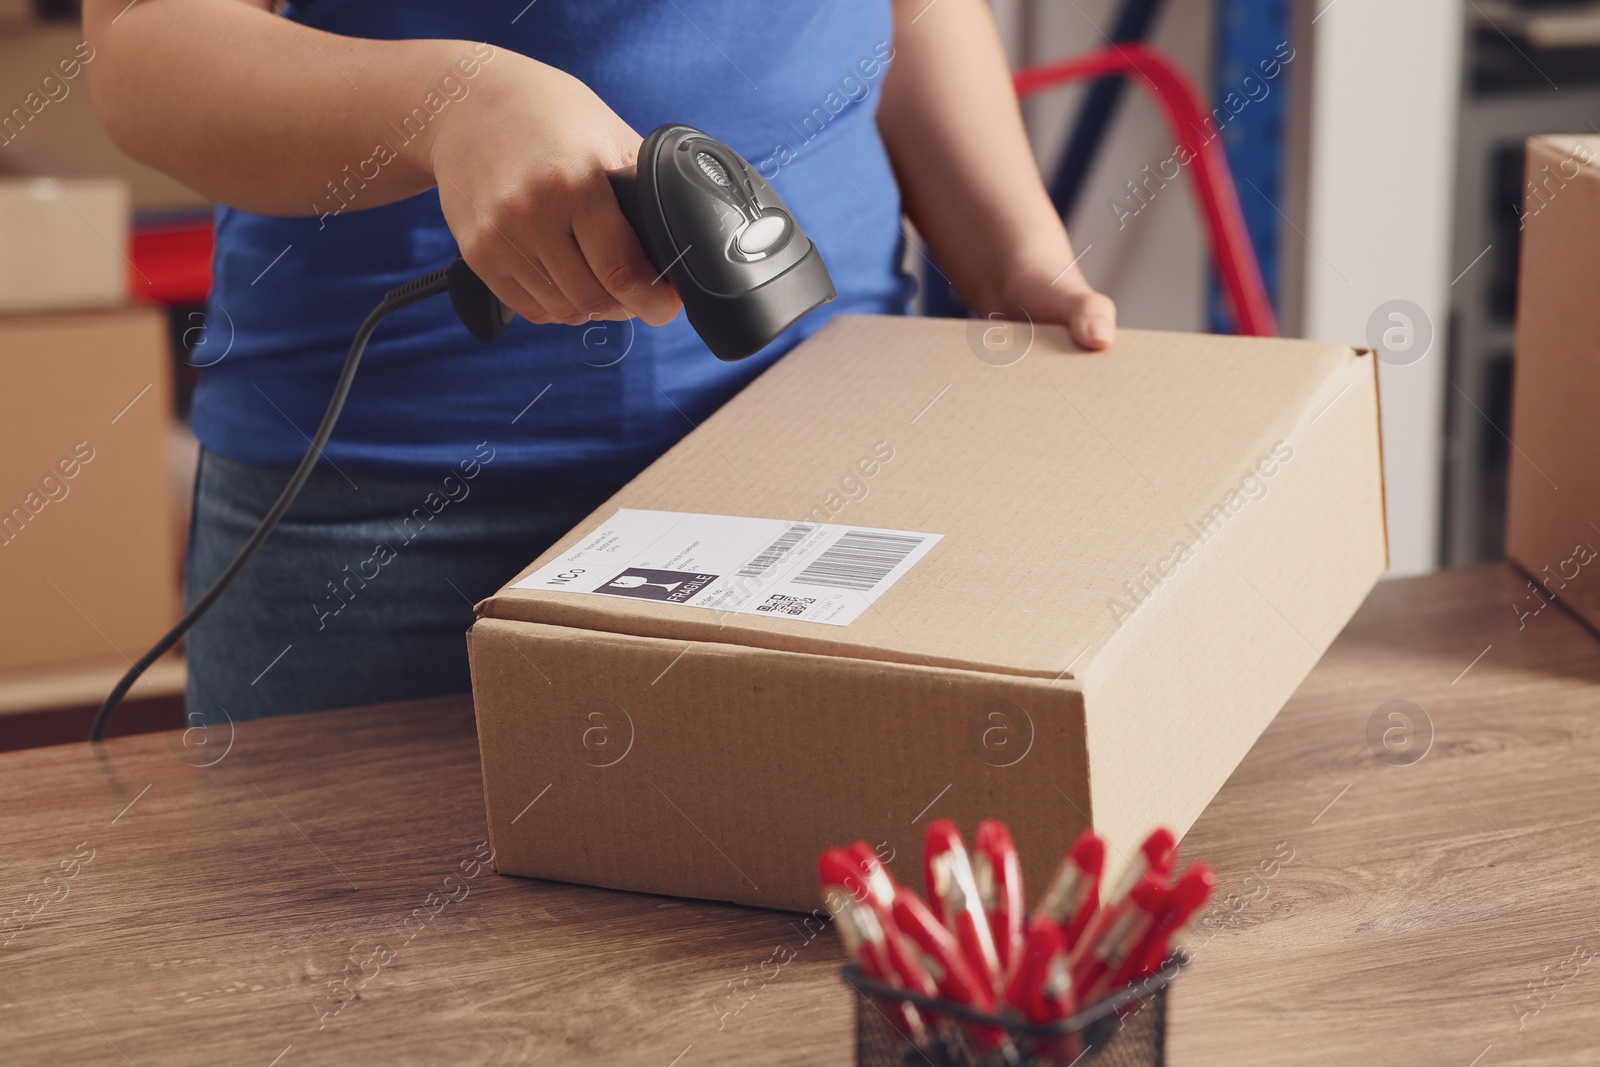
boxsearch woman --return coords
[84,0,1115,721]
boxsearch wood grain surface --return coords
[2,565,1597,1066]
[1171,564,1600,1067]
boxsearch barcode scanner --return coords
[450,124,836,357]
[91,124,836,740]
[611,124,836,360]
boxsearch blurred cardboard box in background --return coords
[0,176,128,312]
[1506,135,1600,633]
[0,0,33,32]
[469,315,1388,911]
[0,307,180,676]
[0,21,201,736]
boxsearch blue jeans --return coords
[183,447,623,723]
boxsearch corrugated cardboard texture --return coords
[0,308,179,673]
[469,619,1090,911]
[472,315,1386,910]
[1506,136,1600,631]
[482,317,1361,681]
[1083,350,1385,855]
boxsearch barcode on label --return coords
[738,523,817,578]
[793,530,927,592]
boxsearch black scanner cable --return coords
[88,263,498,741]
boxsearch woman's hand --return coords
[989,251,1118,352]
[429,54,682,328]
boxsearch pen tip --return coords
[1070,831,1106,873]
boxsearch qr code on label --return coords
[756,594,816,616]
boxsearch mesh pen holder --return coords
[844,953,1186,1067]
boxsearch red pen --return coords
[1071,828,1177,965]
[829,848,939,1001]
[973,820,1025,978]
[1072,876,1167,1002]
[842,842,945,1005]
[1005,916,1065,1022]
[874,904,939,1004]
[1004,915,1082,1062]
[1039,939,1084,1062]
[1037,829,1106,951]
[819,849,930,1046]
[892,887,996,1011]
[891,887,1012,1052]
[924,820,1003,992]
[1110,828,1178,902]
[846,841,898,911]
[1121,864,1215,982]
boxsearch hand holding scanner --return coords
[451,123,836,360]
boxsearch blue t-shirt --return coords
[193,1,912,482]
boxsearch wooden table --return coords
[3,565,1598,1066]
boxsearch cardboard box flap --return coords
[1530,134,1600,173]
[478,316,1371,679]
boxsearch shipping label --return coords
[513,509,941,626]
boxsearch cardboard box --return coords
[0,306,180,675]
[469,316,1387,911]
[0,177,129,313]
[1506,135,1600,632]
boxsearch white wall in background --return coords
[1294,0,1463,576]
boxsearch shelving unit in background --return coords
[1444,6,1600,565]
[1209,0,1291,332]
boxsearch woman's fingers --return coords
[479,259,558,326]
[1063,288,1117,351]
[533,222,628,325]
[993,252,1117,352]
[451,177,683,330]
[571,183,683,327]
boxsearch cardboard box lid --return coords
[478,315,1371,680]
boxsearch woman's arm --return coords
[86,0,469,216]
[877,0,1116,350]
[82,0,679,327]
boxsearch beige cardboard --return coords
[470,316,1387,911]
[0,177,129,313]
[0,307,179,674]
[1506,136,1600,633]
